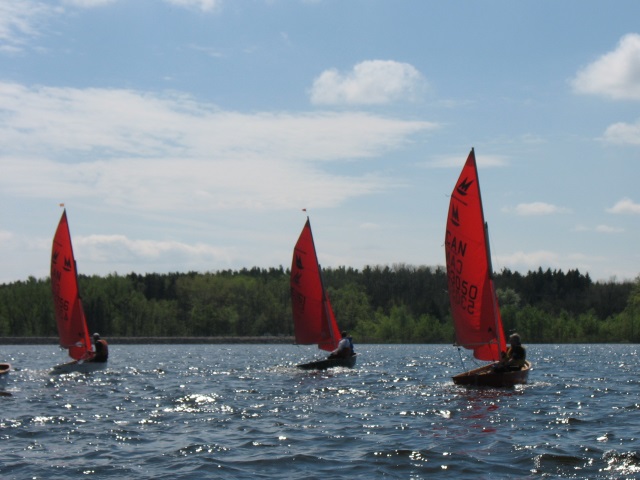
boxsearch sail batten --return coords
[445,149,506,362]
[50,210,93,361]
[290,218,341,352]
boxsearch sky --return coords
[2,0,640,284]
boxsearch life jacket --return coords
[94,339,109,362]
[507,345,525,367]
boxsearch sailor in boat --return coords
[328,331,355,359]
[88,333,109,363]
[493,333,526,373]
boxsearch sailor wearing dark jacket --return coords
[494,333,526,372]
[328,331,354,359]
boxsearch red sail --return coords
[50,210,92,361]
[290,219,341,352]
[445,149,506,361]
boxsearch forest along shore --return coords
[2,266,638,343]
[0,336,295,345]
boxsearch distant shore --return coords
[0,336,295,345]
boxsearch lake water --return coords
[0,344,639,479]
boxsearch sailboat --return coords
[290,218,356,370]
[0,362,11,395]
[50,209,106,374]
[445,149,530,387]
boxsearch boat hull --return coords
[50,360,108,375]
[0,363,10,383]
[297,354,357,370]
[452,361,530,387]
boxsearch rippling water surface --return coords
[1,344,639,479]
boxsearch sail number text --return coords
[448,272,478,315]
[51,276,71,322]
[445,231,478,315]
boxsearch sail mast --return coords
[306,218,338,349]
[470,149,505,355]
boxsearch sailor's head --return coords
[341,331,348,338]
[93,333,101,340]
[508,333,521,345]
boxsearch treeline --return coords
[0,265,639,343]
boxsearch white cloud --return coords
[572,224,624,233]
[571,33,640,100]
[0,230,15,243]
[0,83,434,161]
[0,82,435,213]
[0,0,218,54]
[76,234,233,264]
[497,250,561,268]
[2,156,392,212]
[359,222,380,230]
[164,0,221,13]
[496,251,600,276]
[0,1,58,52]
[61,0,116,7]
[595,225,624,233]
[602,119,640,145]
[607,198,640,214]
[508,202,571,216]
[310,60,426,106]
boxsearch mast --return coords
[306,218,338,349]
[470,149,505,354]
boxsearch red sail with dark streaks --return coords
[445,149,506,361]
[50,210,92,361]
[290,218,341,352]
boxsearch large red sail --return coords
[50,210,92,361]
[445,149,506,361]
[290,219,341,352]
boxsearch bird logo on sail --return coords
[451,205,460,227]
[63,256,72,272]
[456,177,473,196]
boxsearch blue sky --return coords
[2,0,640,284]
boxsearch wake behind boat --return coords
[50,209,108,375]
[290,217,356,370]
[444,149,530,387]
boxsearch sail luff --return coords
[306,219,340,351]
[484,222,507,355]
[473,149,506,358]
[315,255,339,350]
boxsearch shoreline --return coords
[0,336,295,345]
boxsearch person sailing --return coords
[493,333,526,372]
[88,333,109,363]
[328,331,354,359]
